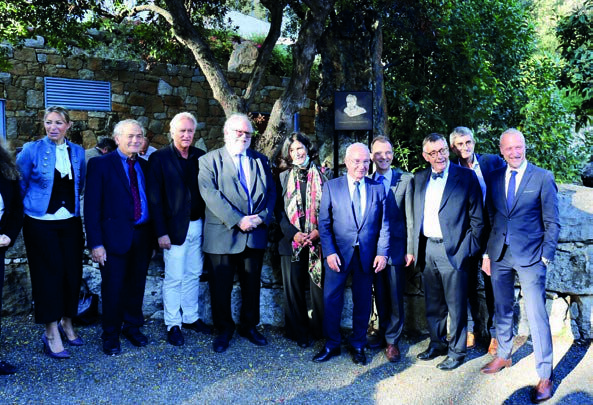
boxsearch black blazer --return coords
[0,175,23,250]
[147,144,205,245]
[412,163,484,272]
[85,151,151,255]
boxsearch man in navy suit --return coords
[413,133,484,370]
[85,119,153,355]
[369,136,414,362]
[480,129,560,403]
[450,126,505,354]
[314,142,389,365]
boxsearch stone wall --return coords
[3,185,593,340]
[0,42,316,151]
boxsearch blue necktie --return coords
[431,171,444,180]
[377,174,388,194]
[237,154,251,213]
[505,170,517,244]
[506,170,517,212]
[353,180,362,223]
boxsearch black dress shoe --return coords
[213,334,230,353]
[167,326,184,346]
[312,346,341,363]
[436,356,464,370]
[182,319,212,335]
[417,347,447,360]
[367,334,386,350]
[238,327,268,346]
[102,338,121,355]
[122,328,148,347]
[351,347,367,365]
[0,360,17,375]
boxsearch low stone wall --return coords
[0,42,316,151]
[3,185,592,339]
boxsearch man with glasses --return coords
[412,133,484,370]
[450,126,505,354]
[198,113,276,353]
[314,143,389,366]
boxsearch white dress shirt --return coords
[422,163,450,238]
[505,159,528,197]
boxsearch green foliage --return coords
[380,0,587,181]
[557,0,593,129]
[518,52,584,182]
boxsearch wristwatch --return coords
[542,257,550,266]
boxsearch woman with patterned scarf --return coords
[275,133,326,348]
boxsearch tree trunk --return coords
[316,8,385,169]
[255,0,336,158]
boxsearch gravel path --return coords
[0,315,591,404]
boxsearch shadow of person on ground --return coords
[504,339,591,404]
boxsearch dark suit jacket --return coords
[374,168,414,266]
[412,163,484,271]
[319,176,390,273]
[485,163,560,266]
[452,153,506,186]
[85,151,151,255]
[0,176,23,250]
[198,147,276,254]
[275,167,327,256]
[147,144,205,245]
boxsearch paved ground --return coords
[0,315,592,404]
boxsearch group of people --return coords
[0,106,559,403]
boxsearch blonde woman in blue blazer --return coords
[16,106,85,359]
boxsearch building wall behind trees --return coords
[0,43,316,151]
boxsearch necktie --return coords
[353,180,362,222]
[506,170,517,212]
[126,158,142,222]
[237,154,252,213]
[505,170,517,244]
[376,174,387,194]
[431,171,444,180]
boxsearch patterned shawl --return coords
[283,163,324,287]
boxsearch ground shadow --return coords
[504,339,591,404]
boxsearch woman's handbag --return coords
[74,279,99,325]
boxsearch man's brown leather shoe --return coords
[531,378,553,403]
[480,357,512,374]
[385,343,400,362]
[488,338,498,356]
[467,332,475,349]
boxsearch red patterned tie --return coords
[126,158,142,221]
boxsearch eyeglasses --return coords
[349,159,371,166]
[232,129,253,138]
[424,148,449,159]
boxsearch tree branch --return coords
[243,0,287,104]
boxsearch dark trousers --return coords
[467,256,496,338]
[100,225,152,339]
[374,264,405,345]
[23,216,83,324]
[206,248,264,336]
[491,245,552,379]
[423,238,468,360]
[323,248,373,350]
[0,249,5,332]
[281,251,324,341]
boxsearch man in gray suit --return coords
[198,113,276,353]
[369,136,414,362]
